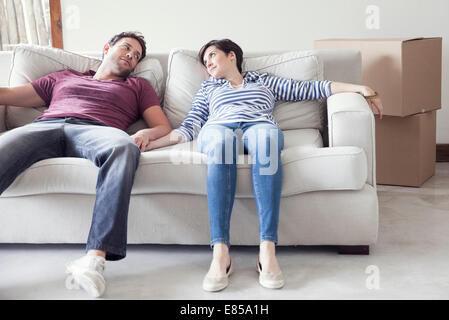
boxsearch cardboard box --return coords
[314,38,442,117]
[375,111,436,187]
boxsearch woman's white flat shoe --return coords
[257,260,285,289]
[202,261,234,292]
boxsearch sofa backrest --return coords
[151,50,361,91]
[3,45,361,134]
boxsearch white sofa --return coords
[0,45,378,254]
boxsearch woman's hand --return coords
[131,129,153,152]
[330,82,384,119]
[360,86,384,120]
[131,130,184,152]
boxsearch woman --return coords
[144,39,383,291]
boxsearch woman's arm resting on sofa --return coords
[0,84,45,107]
[330,82,383,119]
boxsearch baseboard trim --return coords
[437,144,449,162]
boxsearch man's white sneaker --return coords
[65,254,106,298]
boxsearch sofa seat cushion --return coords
[1,129,367,198]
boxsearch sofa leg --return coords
[337,245,369,255]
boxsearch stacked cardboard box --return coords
[314,38,442,187]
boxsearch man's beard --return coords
[115,66,133,78]
[114,60,134,78]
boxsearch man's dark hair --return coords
[198,39,244,73]
[107,31,147,61]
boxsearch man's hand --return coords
[131,129,153,152]
[139,130,184,152]
[134,106,172,152]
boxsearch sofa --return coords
[0,45,378,254]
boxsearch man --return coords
[0,32,171,297]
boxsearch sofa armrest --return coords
[327,92,376,187]
[0,105,6,133]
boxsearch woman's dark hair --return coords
[198,39,243,73]
[107,31,147,61]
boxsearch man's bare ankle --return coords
[87,250,106,258]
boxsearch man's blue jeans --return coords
[0,117,141,261]
[197,121,284,248]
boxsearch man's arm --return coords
[0,84,45,107]
[131,105,172,152]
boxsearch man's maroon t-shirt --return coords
[31,69,160,131]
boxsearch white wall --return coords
[62,0,449,142]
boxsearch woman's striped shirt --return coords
[174,71,332,142]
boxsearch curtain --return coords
[0,0,50,50]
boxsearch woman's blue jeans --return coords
[197,121,284,248]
